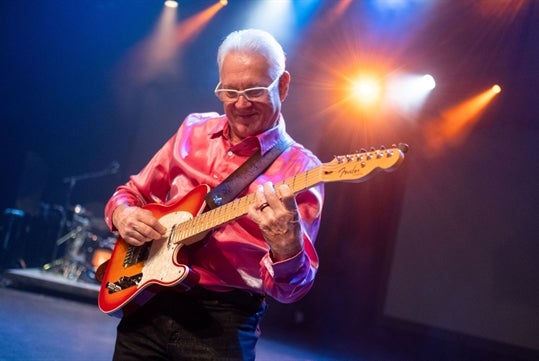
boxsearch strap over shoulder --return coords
[204,138,293,209]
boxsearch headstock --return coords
[320,143,408,183]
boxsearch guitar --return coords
[97,144,408,317]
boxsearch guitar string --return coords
[170,148,400,244]
[170,166,322,244]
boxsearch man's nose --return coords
[235,94,252,107]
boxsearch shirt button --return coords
[227,151,234,157]
[213,174,219,179]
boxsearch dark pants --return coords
[112,287,266,361]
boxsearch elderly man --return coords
[104,29,324,361]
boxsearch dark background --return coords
[1,1,538,359]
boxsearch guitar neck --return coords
[171,144,407,245]
[171,167,321,245]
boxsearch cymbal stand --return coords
[42,215,90,280]
[44,161,119,280]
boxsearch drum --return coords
[39,203,115,282]
[78,235,115,283]
[90,248,112,271]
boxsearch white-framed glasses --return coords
[214,75,281,102]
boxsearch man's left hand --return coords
[247,182,303,261]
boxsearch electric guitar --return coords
[97,144,408,317]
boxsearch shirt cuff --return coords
[262,249,306,282]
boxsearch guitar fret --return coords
[170,146,403,246]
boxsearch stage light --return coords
[164,0,178,8]
[219,0,228,5]
[421,74,436,91]
[244,0,292,42]
[351,75,383,107]
[425,84,501,152]
[387,73,436,114]
[374,0,409,11]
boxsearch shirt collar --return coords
[209,114,292,156]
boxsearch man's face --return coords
[219,51,289,144]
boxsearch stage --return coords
[0,272,350,361]
[2,266,100,300]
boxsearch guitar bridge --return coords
[106,273,143,293]
[124,244,150,268]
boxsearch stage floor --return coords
[0,269,351,361]
[3,267,100,299]
[2,267,529,361]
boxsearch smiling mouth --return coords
[236,113,257,120]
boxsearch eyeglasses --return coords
[214,75,281,102]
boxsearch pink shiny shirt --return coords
[104,112,324,303]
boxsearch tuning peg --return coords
[334,155,345,164]
[355,152,365,161]
[398,143,409,153]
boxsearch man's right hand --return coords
[112,205,167,246]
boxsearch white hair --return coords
[217,29,286,79]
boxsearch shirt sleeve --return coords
[103,112,221,230]
[259,184,324,303]
[103,131,179,231]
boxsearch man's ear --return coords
[279,71,291,102]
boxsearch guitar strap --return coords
[204,137,293,209]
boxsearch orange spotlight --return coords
[351,75,383,107]
[119,3,178,84]
[473,0,527,21]
[319,0,353,29]
[333,0,353,17]
[425,85,501,152]
[174,2,224,46]
[117,1,224,85]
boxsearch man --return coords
[104,29,324,360]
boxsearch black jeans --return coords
[112,287,267,361]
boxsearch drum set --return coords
[41,161,120,283]
[0,161,120,284]
[42,204,116,283]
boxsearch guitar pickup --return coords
[106,273,143,293]
[124,244,150,268]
